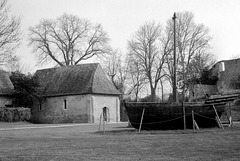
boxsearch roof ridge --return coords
[36,63,100,72]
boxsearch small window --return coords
[39,102,42,111]
[64,99,67,110]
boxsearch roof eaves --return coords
[41,92,121,98]
[41,92,94,97]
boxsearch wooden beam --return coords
[213,105,224,129]
[139,107,145,133]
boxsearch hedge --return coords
[0,107,31,122]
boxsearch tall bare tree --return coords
[28,13,110,66]
[0,0,21,67]
[126,53,146,101]
[165,12,213,98]
[128,21,168,102]
[102,49,128,93]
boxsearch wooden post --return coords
[215,116,221,128]
[139,107,145,133]
[194,120,200,130]
[228,116,232,127]
[98,113,102,131]
[192,110,195,131]
[213,105,224,129]
[182,102,186,130]
[103,120,106,134]
[229,102,233,127]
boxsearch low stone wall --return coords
[0,107,31,122]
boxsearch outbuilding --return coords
[31,63,121,124]
[0,70,14,107]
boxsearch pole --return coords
[192,110,195,131]
[182,102,186,130]
[229,102,233,127]
[172,12,178,103]
[103,120,106,134]
[98,113,102,131]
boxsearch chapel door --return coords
[103,107,110,122]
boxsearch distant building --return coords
[0,70,14,107]
[31,63,121,124]
[211,58,240,93]
[190,58,240,101]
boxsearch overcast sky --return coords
[8,0,240,72]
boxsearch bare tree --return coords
[165,12,212,98]
[128,21,168,102]
[0,0,21,67]
[102,49,128,93]
[28,13,110,66]
[126,54,146,101]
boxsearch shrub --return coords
[0,107,31,122]
[10,71,43,108]
[188,67,218,85]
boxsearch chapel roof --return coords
[35,63,121,96]
[0,70,14,96]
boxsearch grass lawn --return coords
[0,122,240,161]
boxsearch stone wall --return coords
[31,95,90,123]
[212,59,240,93]
[31,94,120,124]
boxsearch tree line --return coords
[102,12,215,102]
[0,0,215,102]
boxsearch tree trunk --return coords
[160,80,164,102]
[150,87,156,102]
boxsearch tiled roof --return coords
[35,63,121,96]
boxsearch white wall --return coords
[91,95,120,123]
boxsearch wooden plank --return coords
[205,95,238,104]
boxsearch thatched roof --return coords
[0,70,14,96]
[35,63,121,96]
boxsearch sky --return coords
[8,0,240,73]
